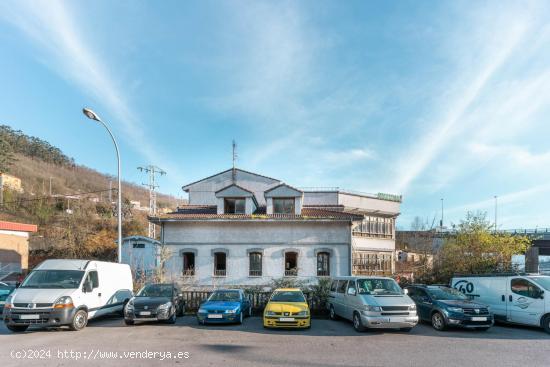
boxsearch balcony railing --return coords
[317,270,330,277]
[285,268,298,277]
[249,270,262,277]
[352,231,393,239]
[213,269,226,277]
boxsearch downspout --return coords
[349,221,353,276]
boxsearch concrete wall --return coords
[162,221,352,285]
[186,170,280,206]
[352,236,395,252]
[303,192,339,206]
[338,192,400,215]
[121,238,159,277]
[0,231,29,271]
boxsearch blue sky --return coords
[1,0,549,229]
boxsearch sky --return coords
[1,0,550,230]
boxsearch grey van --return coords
[328,276,418,332]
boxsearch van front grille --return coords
[13,303,52,308]
[381,306,409,311]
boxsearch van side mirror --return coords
[403,289,409,295]
[83,282,93,293]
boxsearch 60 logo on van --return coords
[453,280,474,294]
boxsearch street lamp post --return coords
[82,108,122,263]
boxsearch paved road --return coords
[1,316,549,367]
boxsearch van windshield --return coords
[20,270,85,289]
[357,279,402,295]
[528,276,550,291]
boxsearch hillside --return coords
[0,124,181,264]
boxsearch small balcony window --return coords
[249,252,262,277]
[317,252,330,276]
[214,252,227,277]
[182,252,195,276]
[284,251,298,276]
[224,198,246,214]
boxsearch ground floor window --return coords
[353,251,393,275]
[182,252,195,276]
[214,252,227,277]
[285,251,298,276]
[317,252,330,276]
[249,252,262,276]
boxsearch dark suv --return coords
[405,285,493,331]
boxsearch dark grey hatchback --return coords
[406,285,493,331]
[124,283,185,325]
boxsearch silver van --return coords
[328,276,418,332]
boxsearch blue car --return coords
[197,289,251,324]
[406,285,494,331]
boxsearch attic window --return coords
[224,198,245,214]
[273,198,295,214]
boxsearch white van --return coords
[451,274,550,333]
[2,259,133,332]
[328,276,418,332]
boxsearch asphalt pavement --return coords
[1,316,549,367]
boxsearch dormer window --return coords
[224,198,245,214]
[273,198,295,214]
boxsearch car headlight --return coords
[53,296,74,309]
[225,308,239,314]
[409,304,417,311]
[365,305,381,312]
[158,302,172,311]
[265,310,276,316]
[448,307,463,313]
[296,310,309,316]
[198,308,207,314]
[125,299,134,311]
[3,295,13,309]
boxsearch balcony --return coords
[213,269,226,277]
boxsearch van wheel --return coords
[167,312,177,324]
[542,315,550,334]
[69,310,88,331]
[431,312,446,331]
[353,312,366,332]
[329,305,338,320]
[7,324,29,332]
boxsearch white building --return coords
[149,168,401,286]
[120,236,160,280]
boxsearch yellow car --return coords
[263,288,310,329]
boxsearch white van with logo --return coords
[3,259,133,332]
[451,274,550,333]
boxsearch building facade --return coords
[150,168,401,286]
[120,236,161,280]
[0,220,37,282]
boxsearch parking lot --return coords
[1,316,549,367]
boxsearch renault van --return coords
[452,273,550,333]
[328,276,418,332]
[3,259,133,332]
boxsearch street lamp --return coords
[82,107,122,263]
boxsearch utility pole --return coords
[232,140,238,183]
[138,165,166,239]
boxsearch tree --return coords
[0,136,14,173]
[432,212,530,282]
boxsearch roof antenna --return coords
[232,140,237,183]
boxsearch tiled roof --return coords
[150,206,363,222]
[0,220,38,232]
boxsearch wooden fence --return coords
[181,290,329,317]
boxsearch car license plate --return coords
[20,314,39,320]
[279,317,295,322]
[208,314,223,319]
[472,317,487,321]
[139,311,151,316]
